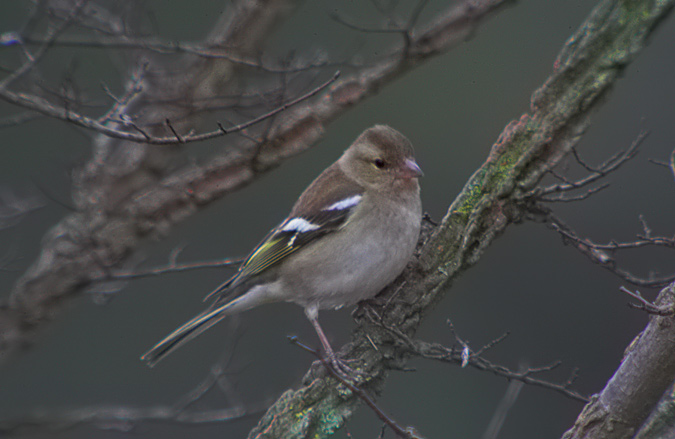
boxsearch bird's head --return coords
[340,125,423,192]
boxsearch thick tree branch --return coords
[562,281,675,439]
[634,381,675,439]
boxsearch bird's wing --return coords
[206,165,364,300]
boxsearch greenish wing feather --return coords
[226,205,359,291]
[236,233,299,280]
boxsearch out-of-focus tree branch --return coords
[0,0,300,362]
[0,343,272,434]
[244,1,675,437]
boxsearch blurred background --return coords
[0,1,674,438]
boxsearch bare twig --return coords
[535,131,648,202]
[330,0,431,54]
[384,322,588,403]
[539,182,610,203]
[0,71,341,145]
[0,0,89,90]
[546,215,675,288]
[528,133,674,288]
[329,11,408,35]
[620,286,674,316]
[19,35,330,74]
[97,61,147,124]
[97,253,242,283]
[165,119,184,143]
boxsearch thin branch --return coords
[0,0,89,90]
[219,71,340,136]
[0,71,341,145]
[329,0,431,55]
[407,0,432,30]
[97,61,147,124]
[165,119,184,143]
[385,322,588,403]
[527,132,674,287]
[534,131,648,202]
[539,182,610,203]
[97,252,243,282]
[620,286,674,316]
[329,11,408,35]
[546,215,675,288]
[19,35,330,73]
[647,157,670,169]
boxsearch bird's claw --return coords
[314,354,365,384]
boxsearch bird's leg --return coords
[305,307,361,380]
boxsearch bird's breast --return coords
[280,193,421,310]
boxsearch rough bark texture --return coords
[635,381,675,439]
[564,282,675,439]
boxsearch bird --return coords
[141,125,423,374]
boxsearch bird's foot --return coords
[316,353,365,384]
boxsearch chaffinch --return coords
[142,125,423,372]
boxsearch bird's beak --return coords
[399,158,424,179]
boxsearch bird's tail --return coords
[141,298,240,367]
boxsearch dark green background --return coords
[1,1,674,438]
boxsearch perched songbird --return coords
[141,125,423,372]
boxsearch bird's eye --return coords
[373,158,385,169]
